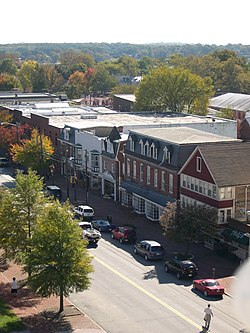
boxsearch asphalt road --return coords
[69,237,244,333]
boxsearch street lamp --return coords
[85,149,89,204]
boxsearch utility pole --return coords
[85,149,88,204]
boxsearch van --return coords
[46,185,62,201]
[74,205,94,221]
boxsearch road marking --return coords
[95,256,201,330]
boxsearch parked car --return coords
[92,219,115,232]
[46,185,62,201]
[74,205,94,221]
[193,278,224,297]
[111,225,137,243]
[164,258,198,279]
[0,157,9,167]
[173,252,194,261]
[78,221,101,244]
[133,240,165,260]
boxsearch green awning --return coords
[222,228,249,246]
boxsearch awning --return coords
[120,182,175,207]
[221,228,249,246]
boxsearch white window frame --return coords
[133,160,137,179]
[147,166,151,185]
[127,158,130,176]
[154,169,158,188]
[161,171,166,190]
[196,157,202,172]
[140,163,144,181]
[169,173,173,194]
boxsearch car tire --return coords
[165,265,169,273]
[133,248,137,254]
[144,254,148,261]
[111,233,114,239]
[176,272,181,279]
[119,238,123,244]
[204,291,208,297]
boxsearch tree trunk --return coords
[59,286,64,313]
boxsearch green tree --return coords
[90,64,118,96]
[110,83,137,95]
[25,200,94,313]
[160,201,217,254]
[10,128,54,174]
[135,66,213,114]
[217,107,234,120]
[43,64,65,93]
[0,74,20,91]
[0,58,18,75]
[18,60,38,92]
[0,170,45,267]
[117,55,139,78]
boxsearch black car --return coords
[92,219,115,232]
[164,258,198,279]
[133,240,165,260]
[46,185,62,201]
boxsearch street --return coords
[69,237,243,333]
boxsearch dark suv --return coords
[111,226,137,243]
[164,258,198,279]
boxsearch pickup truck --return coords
[78,221,101,243]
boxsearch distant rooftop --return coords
[210,93,250,112]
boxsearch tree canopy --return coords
[135,66,214,114]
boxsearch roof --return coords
[198,142,250,186]
[113,94,136,102]
[210,93,250,112]
[130,127,239,144]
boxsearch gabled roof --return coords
[197,142,250,187]
[210,93,250,112]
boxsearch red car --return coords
[193,279,224,297]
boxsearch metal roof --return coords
[210,93,250,112]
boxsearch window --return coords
[220,187,232,199]
[154,169,158,188]
[161,171,166,190]
[147,166,151,185]
[212,185,217,199]
[140,163,144,181]
[144,142,149,156]
[150,144,154,158]
[103,160,107,170]
[182,174,187,188]
[163,146,171,164]
[127,158,130,176]
[129,137,135,152]
[139,139,144,155]
[111,163,115,173]
[133,161,137,179]
[196,157,202,172]
[169,174,173,194]
[219,210,225,223]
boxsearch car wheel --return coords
[176,272,181,279]
[133,247,137,254]
[111,233,114,239]
[165,265,169,273]
[204,290,208,297]
[119,238,123,244]
[144,254,148,261]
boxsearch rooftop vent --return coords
[80,115,98,119]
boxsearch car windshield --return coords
[99,221,109,226]
[85,209,93,213]
[183,262,195,268]
[151,246,163,252]
[206,281,219,286]
[125,229,135,234]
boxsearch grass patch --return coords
[0,299,26,333]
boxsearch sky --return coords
[1,0,249,46]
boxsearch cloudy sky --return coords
[1,0,249,45]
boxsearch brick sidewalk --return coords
[0,255,105,333]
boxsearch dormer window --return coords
[129,137,135,152]
[64,127,70,141]
[163,146,171,164]
[144,141,149,156]
[139,139,144,155]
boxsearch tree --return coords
[116,55,139,78]
[90,64,118,96]
[0,74,20,91]
[65,70,86,99]
[18,60,38,92]
[111,84,137,95]
[0,169,45,267]
[0,122,30,155]
[0,58,18,75]
[135,66,213,114]
[25,200,94,313]
[10,128,54,174]
[160,201,217,254]
[217,107,234,120]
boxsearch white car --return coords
[78,221,101,243]
[74,205,94,221]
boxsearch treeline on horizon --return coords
[0,42,250,63]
